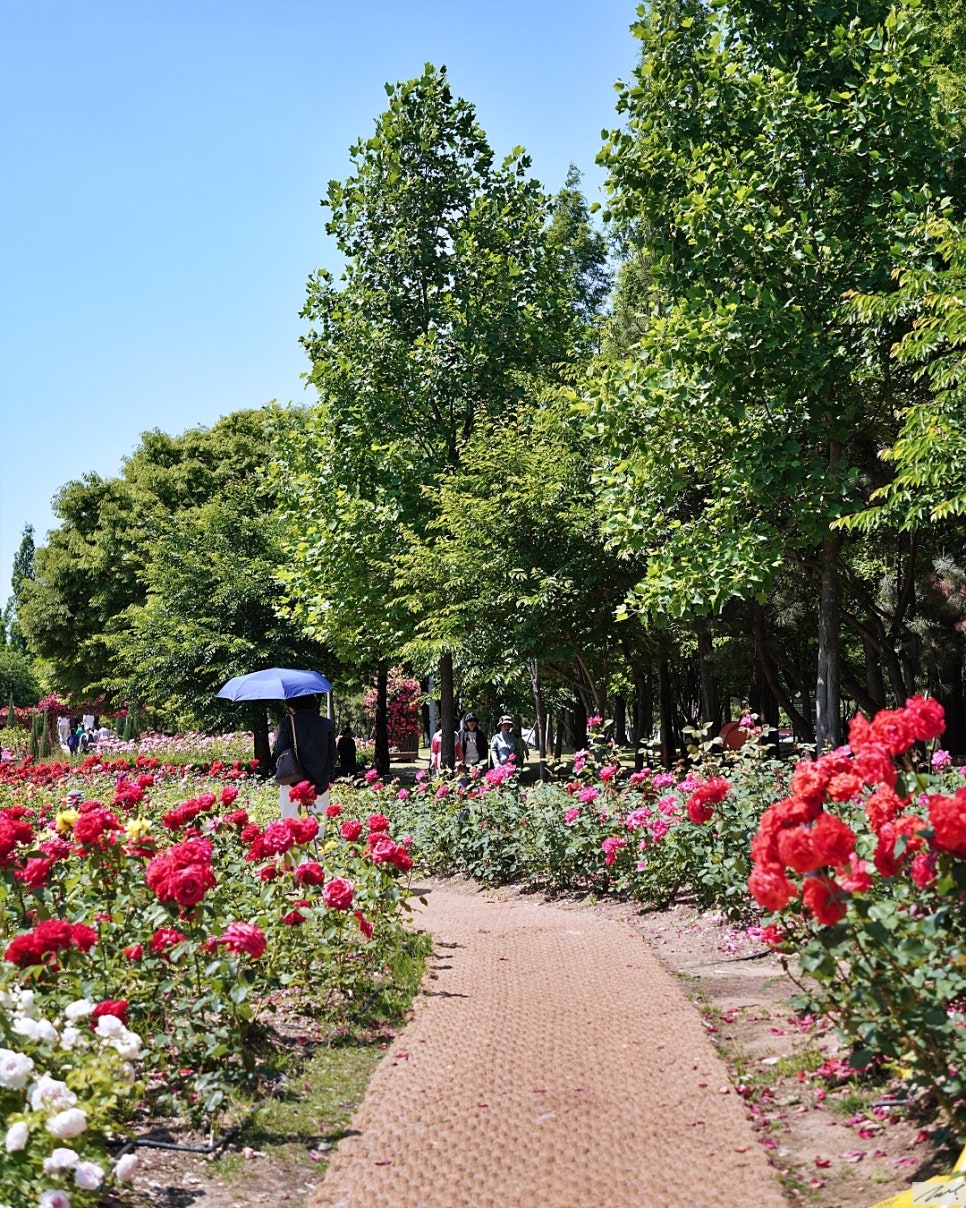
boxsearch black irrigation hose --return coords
[111,1077,284,1157]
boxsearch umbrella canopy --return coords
[216,668,333,702]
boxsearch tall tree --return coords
[591,0,959,748]
[19,410,280,698]
[282,64,594,768]
[4,524,35,652]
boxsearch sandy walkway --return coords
[310,886,787,1208]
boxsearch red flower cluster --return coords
[145,838,216,908]
[0,809,35,866]
[72,803,124,852]
[749,696,946,925]
[288,781,318,808]
[5,919,98,967]
[245,817,319,862]
[685,777,732,824]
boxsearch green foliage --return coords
[0,648,41,709]
[843,211,966,529]
[589,0,958,622]
[18,410,285,701]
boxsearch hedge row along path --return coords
[310,885,787,1208]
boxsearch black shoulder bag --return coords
[274,715,308,785]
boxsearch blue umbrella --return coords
[216,667,333,702]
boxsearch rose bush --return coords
[0,987,144,1208]
[699,696,966,1127]
[0,752,416,1121]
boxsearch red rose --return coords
[69,923,98,952]
[124,943,144,961]
[776,826,824,874]
[326,804,342,818]
[686,794,714,824]
[287,816,319,845]
[836,853,873,895]
[219,921,267,959]
[92,999,128,1026]
[341,820,364,842]
[21,857,55,888]
[368,834,398,864]
[367,814,391,833]
[151,927,187,956]
[789,763,830,812]
[868,709,915,756]
[848,712,873,753]
[281,909,306,925]
[905,695,946,742]
[809,812,856,867]
[260,821,295,856]
[224,809,249,828]
[826,773,863,803]
[802,875,847,926]
[240,823,262,844]
[322,877,355,911]
[852,743,896,789]
[170,865,210,907]
[288,780,317,808]
[865,786,905,834]
[747,864,797,911]
[220,785,239,806]
[928,790,966,858]
[259,863,279,882]
[354,909,373,940]
[911,850,938,889]
[294,861,324,886]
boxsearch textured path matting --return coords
[311,887,788,1208]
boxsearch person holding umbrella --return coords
[273,694,337,818]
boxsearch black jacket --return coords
[273,710,337,795]
[457,725,487,766]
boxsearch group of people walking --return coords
[429,712,519,771]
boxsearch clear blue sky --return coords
[0,0,640,592]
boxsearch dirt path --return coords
[310,885,788,1208]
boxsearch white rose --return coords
[45,1109,87,1140]
[59,1026,81,1052]
[93,1016,124,1039]
[114,1151,138,1182]
[63,999,93,1021]
[29,1076,76,1111]
[43,1147,79,1174]
[118,1062,135,1084]
[110,1030,141,1060]
[73,1161,104,1190]
[0,1048,34,1089]
[38,1191,71,1208]
[0,987,14,1009]
[35,1019,59,1044]
[16,989,35,1018]
[4,1121,28,1152]
[12,1016,41,1041]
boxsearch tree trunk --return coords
[658,655,675,768]
[940,659,966,761]
[251,707,271,777]
[697,622,720,731]
[863,637,886,714]
[815,534,842,752]
[572,695,588,752]
[613,697,627,747]
[374,663,390,777]
[528,658,547,781]
[439,652,455,770]
[553,714,563,761]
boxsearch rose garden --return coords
[4,0,966,1204]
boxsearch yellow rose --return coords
[321,840,338,854]
[126,818,152,841]
[55,809,79,834]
